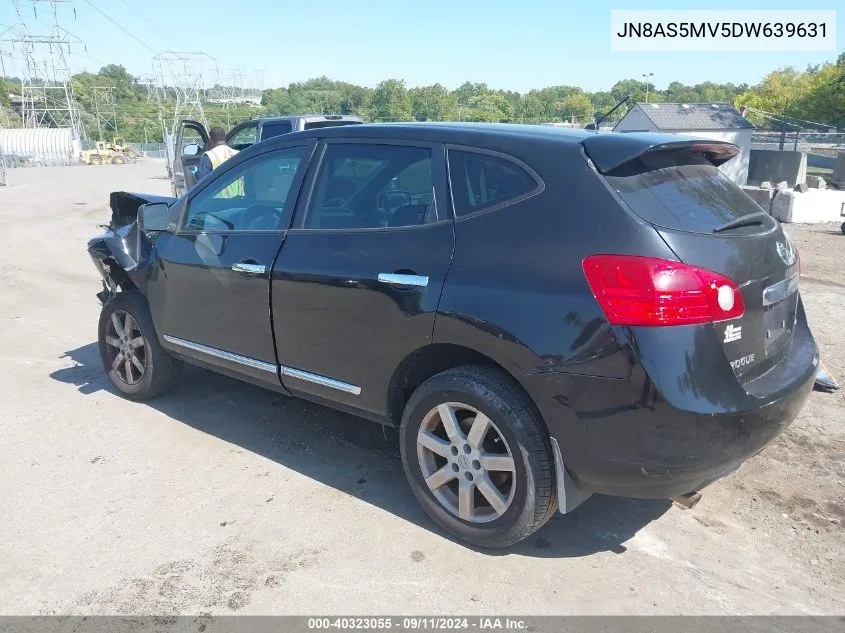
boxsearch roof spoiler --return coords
[580,133,739,174]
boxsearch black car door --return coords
[271,138,455,417]
[147,140,317,389]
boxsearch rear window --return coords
[605,151,768,233]
[260,121,293,139]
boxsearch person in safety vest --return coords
[197,127,243,197]
[198,127,238,179]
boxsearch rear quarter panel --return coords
[433,140,680,450]
[434,140,676,378]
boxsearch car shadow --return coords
[50,342,672,558]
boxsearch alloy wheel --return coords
[416,402,516,523]
[104,310,147,385]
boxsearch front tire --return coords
[98,291,182,400]
[399,365,556,548]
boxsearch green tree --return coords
[409,84,455,121]
[560,92,593,123]
[371,79,411,121]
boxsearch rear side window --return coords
[261,121,293,139]
[605,151,769,233]
[448,150,538,217]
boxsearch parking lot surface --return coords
[1,160,842,615]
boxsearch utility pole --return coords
[642,72,654,103]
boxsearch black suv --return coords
[88,122,818,548]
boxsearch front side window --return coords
[448,150,538,217]
[182,146,307,232]
[304,143,435,230]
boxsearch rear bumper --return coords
[523,317,818,500]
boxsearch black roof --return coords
[245,121,737,174]
[621,103,753,131]
[276,121,597,144]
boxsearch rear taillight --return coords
[582,254,745,327]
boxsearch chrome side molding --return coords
[281,366,362,395]
[162,335,277,373]
[161,335,362,395]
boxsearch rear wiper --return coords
[712,211,770,233]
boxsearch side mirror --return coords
[137,202,173,232]
[183,143,202,157]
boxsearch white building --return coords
[613,103,753,185]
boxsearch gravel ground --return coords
[0,160,842,615]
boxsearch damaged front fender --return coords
[87,222,155,304]
[89,190,174,304]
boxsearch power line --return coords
[80,0,156,53]
[118,0,178,44]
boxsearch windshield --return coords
[605,150,773,234]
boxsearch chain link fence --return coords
[751,131,845,174]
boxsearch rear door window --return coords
[605,151,772,233]
[448,150,538,217]
[303,143,434,230]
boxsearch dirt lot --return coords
[0,160,842,615]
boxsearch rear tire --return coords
[840,221,845,236]
[98,291,182,400]
[399,365,557,548]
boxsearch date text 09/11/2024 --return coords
[307,617,529,630]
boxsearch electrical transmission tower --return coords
[152,51,217,173]
[247,69,265,104]
[93,86,116,140]
[1,0,86,138]
[153,51,217,130]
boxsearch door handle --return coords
[232,262,266,275]
[378,273,429,288]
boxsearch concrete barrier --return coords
[831,152,845,188]
[748,150,807,188]
[741,185,774,213]
[770,190,795,222]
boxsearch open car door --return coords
[172,119,209,197]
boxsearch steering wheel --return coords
[240,205,282,231]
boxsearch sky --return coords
[0,0,842,93]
